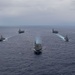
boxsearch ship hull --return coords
[34,49,42,55]
[64,36,69,42]
[18,31,24,34]
[34,50,42,54]
[53,32,58,34]
[0,38,5,42]
[52,29,58,34]
[52,31,58,34]
[65,39,69,42]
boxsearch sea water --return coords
[0,26,75,75]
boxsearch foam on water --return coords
[4,34,18,41]
[56,34,65,41]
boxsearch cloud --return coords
[0,0,71,15]
[0,0,75,25]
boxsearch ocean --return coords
[0,26,75,75]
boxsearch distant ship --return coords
[18,29,24,34]
[64,35,69,42]
[34,41,42,54]
[0,35,5,42]
[52,29,58,34]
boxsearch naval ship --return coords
[18,29,24,34]
[0,35,5,42]
[64,35,69,42]
[52,29,58,34]
[34,41,42,54]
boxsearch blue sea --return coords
[0,26,75,75]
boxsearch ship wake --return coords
[56,34,65,41]
[3,34,18,41]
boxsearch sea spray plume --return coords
[35,37,42,44]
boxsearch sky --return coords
[0,0,75,26]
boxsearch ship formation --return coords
[0,28,70,55]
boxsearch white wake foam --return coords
[56,34,65,41]
[3,34,18,41]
